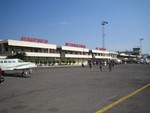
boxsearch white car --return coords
[114,59,122,64]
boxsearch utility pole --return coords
[101,21,108,49]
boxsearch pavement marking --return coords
[96,84,150,113]
[102,95,117,103]
[90,95,117,111]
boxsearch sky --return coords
[0,0,150,54]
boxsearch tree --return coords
[7,51,26,60]
[35,59,39,65]
[52,60,56,65]
[44,60,48,66]
[73,60,76,64]
[48,60,52,66]
[69,59,72,65]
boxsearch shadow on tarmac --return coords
[3,74,31,78]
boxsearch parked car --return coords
[114,59,122,64]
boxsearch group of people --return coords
[99,61,115,71]
[88,60,115,72]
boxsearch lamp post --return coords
[139,38,144,56]
[101,21,108,49]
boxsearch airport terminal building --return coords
[0,37,135,65]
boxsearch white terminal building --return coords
[0,37,138,65]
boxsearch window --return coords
[18,60,23,63]
[12,60,16,63]
[8,61,12,63]
[0,61,3,63]
[4,61,7,63]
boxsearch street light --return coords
[139,38,144,55]
[101,21,108,49]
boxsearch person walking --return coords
[112,60,115,69]
[82,63,85,67]
[99,61,103,71]
[89,62,92,69]
[109,61,112,72]
[0,67,4,84]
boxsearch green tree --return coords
[73,60,76,64]
[52,60,56,65]
[40,60,44,65]
[7,51,26,60]
[35,59,39,65]
[48,60,52,66]
[44,60,48,66]
[69,59,72,65]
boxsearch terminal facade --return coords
[0,37,139,65]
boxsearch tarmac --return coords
[0,64,150,113]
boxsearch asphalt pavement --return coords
[0,64,150,113]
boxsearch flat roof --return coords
[7,39,57,49]
[61,46,89,52]
[0,39,118,55]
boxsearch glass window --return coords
[8,61,12,63]
[18,60,23,63]
[12,60,16,63]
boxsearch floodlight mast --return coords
[139,38,144,55]
[101,21,108,49]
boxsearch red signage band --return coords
[65,43,86,48]
[21,36,48,44]
[96,47,106,51]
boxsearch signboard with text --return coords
[96,47,106,51]
[20,36,48,44]
[65,43,86,48]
